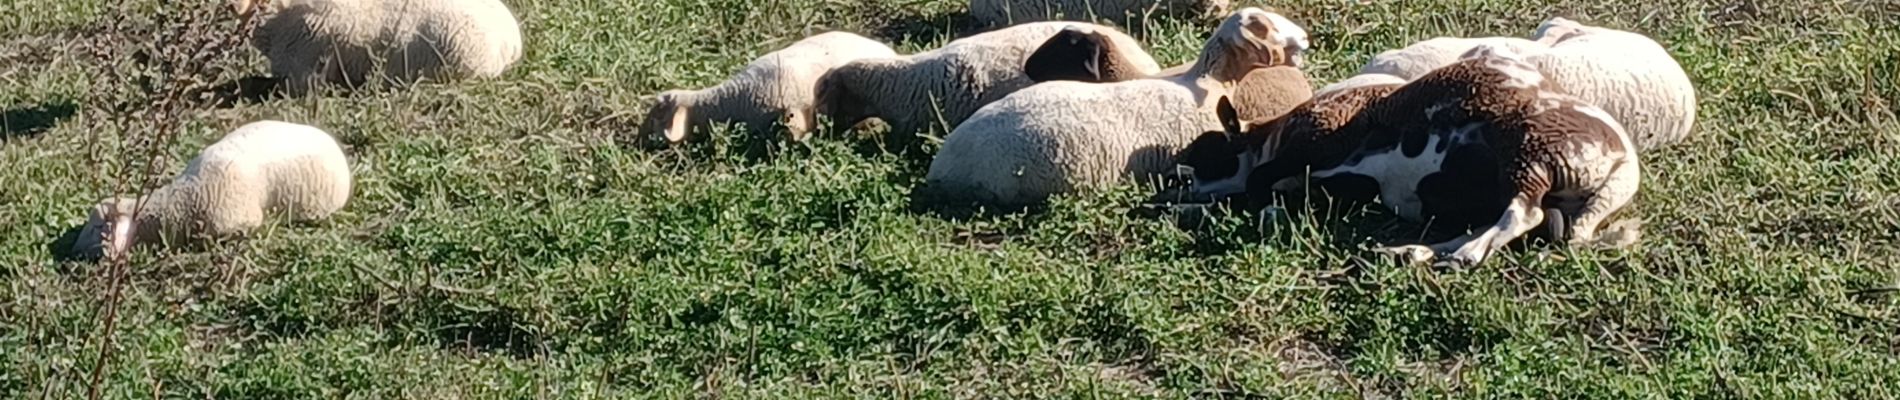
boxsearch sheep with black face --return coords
[1023,21,1314,123]
[922,8,1305,206]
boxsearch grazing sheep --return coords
[1176,73,1405,205]
[71,121,353,258]
[235,0,525,96]
[814,22,1159,142]
[970,0,1231,28]
[1023,26,1314,123]
[1320,46,1641,266]
[640,32,898,143]
[923,8,1305,206]
[1356,36,1548,81]
[1526,17,1698,150]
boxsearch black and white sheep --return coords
[970,0,1230,28]
[1526,17,1698,150]
[1186,46,1641,266]
[814,22,1159,141]
[1337,46,1640,266]
[71,121,353,258]
[640,32,898,143]
[236,0,525,96]
[922,8,1306,206]
[1176,72,1407,206]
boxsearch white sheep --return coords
[814,21,1159,142]
[922,8,1305,206]
[235,0,525,96]
[71,121,353,258]
[1356,36,1549,81]
[1526,17,1698,150]
[970,0,1230,27]
[640,32,898,143]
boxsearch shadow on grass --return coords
[2,102,77,141]
[44,224,90,263]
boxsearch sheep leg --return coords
[1434,195,1546,267]
[1566,157,1641,246]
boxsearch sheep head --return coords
[1198,8,1308,84]
[812,61,881,132]
[1178,96,1273,200]
[638,91,694,144]
[1023,26,1111,83]
[781,108,815,142]
[1179,96,1247,183]
[71,197,143,261]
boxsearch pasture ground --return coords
[2,0,1898,397]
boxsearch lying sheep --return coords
[970,0,1231,28]
[1324,46,1640,266]
[641,32,898,143]
[923,8,1305,206]
[236,0,525,96]
[1527,17,1698,150]
[1356,36,1548,81]
[71,121,353,258]
[1022,26,1313,123]
[814,22,1159,143]
[1176,73,1406,207]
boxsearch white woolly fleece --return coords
[1357,36,1550,81]
[1526,18,1699,150]
[817,21,1159,138]
[924,8,1303,205]
[251,0,525,95]
[644,31,898,143]
[72,121,352,258]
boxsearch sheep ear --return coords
[228,0,253,15]
[664,104,691,143]
[1216,96,1241,136]
[1024,28,1107,83]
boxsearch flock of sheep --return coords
[72,0,1698,268]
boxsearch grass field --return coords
[3,0,1899,397]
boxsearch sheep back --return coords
[820,22,1148,139]
[1526,21,1697,150]
[644,31,897,142]
[924,80,1209,205]
[1357,37,1548,81]
[254,0,524,95]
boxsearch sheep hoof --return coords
[1375,245,1436,265]
[1432,255,1478,269]
[1544,207,1567,244]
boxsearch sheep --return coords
[1320,45,1640,266]
[1176,73,1406,207]
[639,32,898,144]
[1022,25,1314,123]
[814,22,1159,144]
[1356,36,1549,81]
[970,0,1231,28]
[70,121,353,259]
[234,0,525,96]
[1525,17,1698,150]
[922,8,1305,206]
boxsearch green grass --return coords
[4,0,1900,397]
